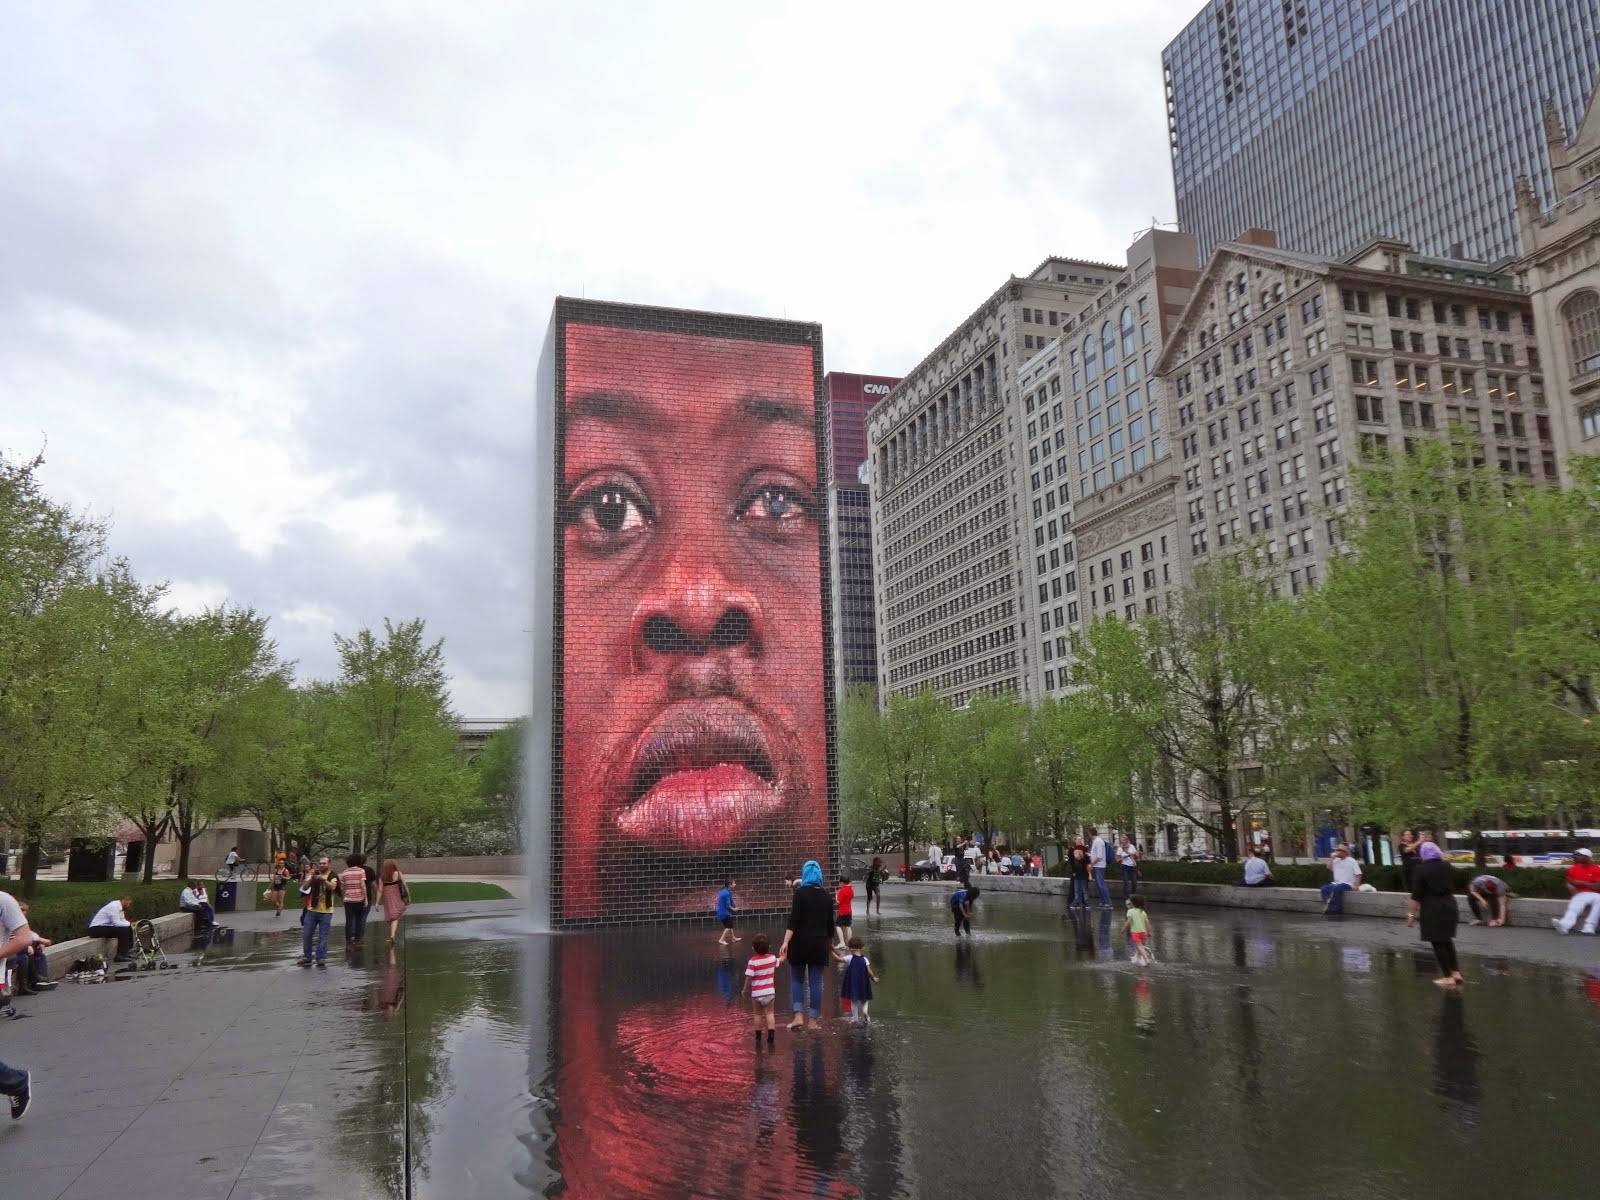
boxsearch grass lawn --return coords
[403,881,512,903]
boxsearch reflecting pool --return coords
[386,892,1599,1198]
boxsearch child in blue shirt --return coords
[716,879,740,946]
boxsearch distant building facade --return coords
[1163,0,1600,261]
[1158,231,1554,594]
[1039,228,1200,696]
[868,260,1118,703]
[1517,91,1600,480]
[825,372,901,690]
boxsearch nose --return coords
[629,554,764,683]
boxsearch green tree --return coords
[1275,441,1593,859]
[473,718,527,850]
[1070,559,1283,860]
[938,692,1026,846]
[161,606,292,877]
[839,685,951,874]
[321,618,473,863]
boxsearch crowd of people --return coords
[277,852,411,967]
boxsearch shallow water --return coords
[380,892,1600,1198]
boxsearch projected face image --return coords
[560,323,827,920]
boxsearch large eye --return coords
[737,482,816,537]
[567,481,652,546]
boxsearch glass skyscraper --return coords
[1163,0,1600,262]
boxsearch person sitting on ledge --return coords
[87,897,135,961]
[1552,846,1600,935]
[179,880,216,932]
[1319,845,1363,914]
[1233,846,1273,887]
[7,901,55,995]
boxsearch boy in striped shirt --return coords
[741,934,779,1046]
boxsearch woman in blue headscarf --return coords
[778,859,835,1030]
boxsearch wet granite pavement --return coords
[3,891,1597,1199]
[0,900,520,1200]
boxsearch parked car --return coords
[901,855,958,882]
[1179,852,1226,863]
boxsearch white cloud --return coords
[0,0,1200,713]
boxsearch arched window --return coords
[1101,321,1117,369]
[1564,290,1600,376]
[1120,306,1136,357]
[1083,335,1098,383]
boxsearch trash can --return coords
[216,881,238,913]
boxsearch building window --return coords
[1563,290,1600,377]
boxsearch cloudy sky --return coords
[0,1,1200,716]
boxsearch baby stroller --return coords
[116,920,178,976]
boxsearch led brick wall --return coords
[538,299,838,927]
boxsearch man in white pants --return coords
[1552,846,1600,935]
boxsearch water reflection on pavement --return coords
[388,893,1600,1200]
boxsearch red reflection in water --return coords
[555,938,861,1199]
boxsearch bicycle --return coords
[213,862,258,883]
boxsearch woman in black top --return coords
[1397,828,1421,894]
[779,859,835,1030]
[1068,846,1091,909]
[1407,840,1463,989]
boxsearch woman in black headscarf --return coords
[779,859,835,1031]
[1407,840,1464,989]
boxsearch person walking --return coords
[716,879,739,947]
[299,858,338,968]
[340,854,372,946]
[1068,844,1091,909]
[865,857,885,915]
[1122,896,1154,966]
[0,889,35,1118]
[1087,827,1111,908]
[379,860,411,946]
[777,860,834,1032]
[1407,841,1464,989]
[833,873,855,949]
[1117,835,1141,900]
[264,859,290,917]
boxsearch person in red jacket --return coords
[1552,846,1600,935]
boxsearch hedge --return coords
[5,881,188,943]
[1049,858,1573,898]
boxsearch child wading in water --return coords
[742,934,779,1045]
[716,879,740,946]
[950,884,979,936]
[833,936,879,1023]
[1123,896,1154,965]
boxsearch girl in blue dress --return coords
[834,935,879,1023]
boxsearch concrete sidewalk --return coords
[0,897,518,1200]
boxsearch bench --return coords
[39,913,197,982]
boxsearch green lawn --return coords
[403,881,512,903]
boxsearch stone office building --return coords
[1039,228,1201,696]
[1517,91,1600,482]
[867,259,1118,704]
[1158,230,1554,594]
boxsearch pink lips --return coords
[615,762,784,849]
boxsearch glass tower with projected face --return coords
[536,299,836,926]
